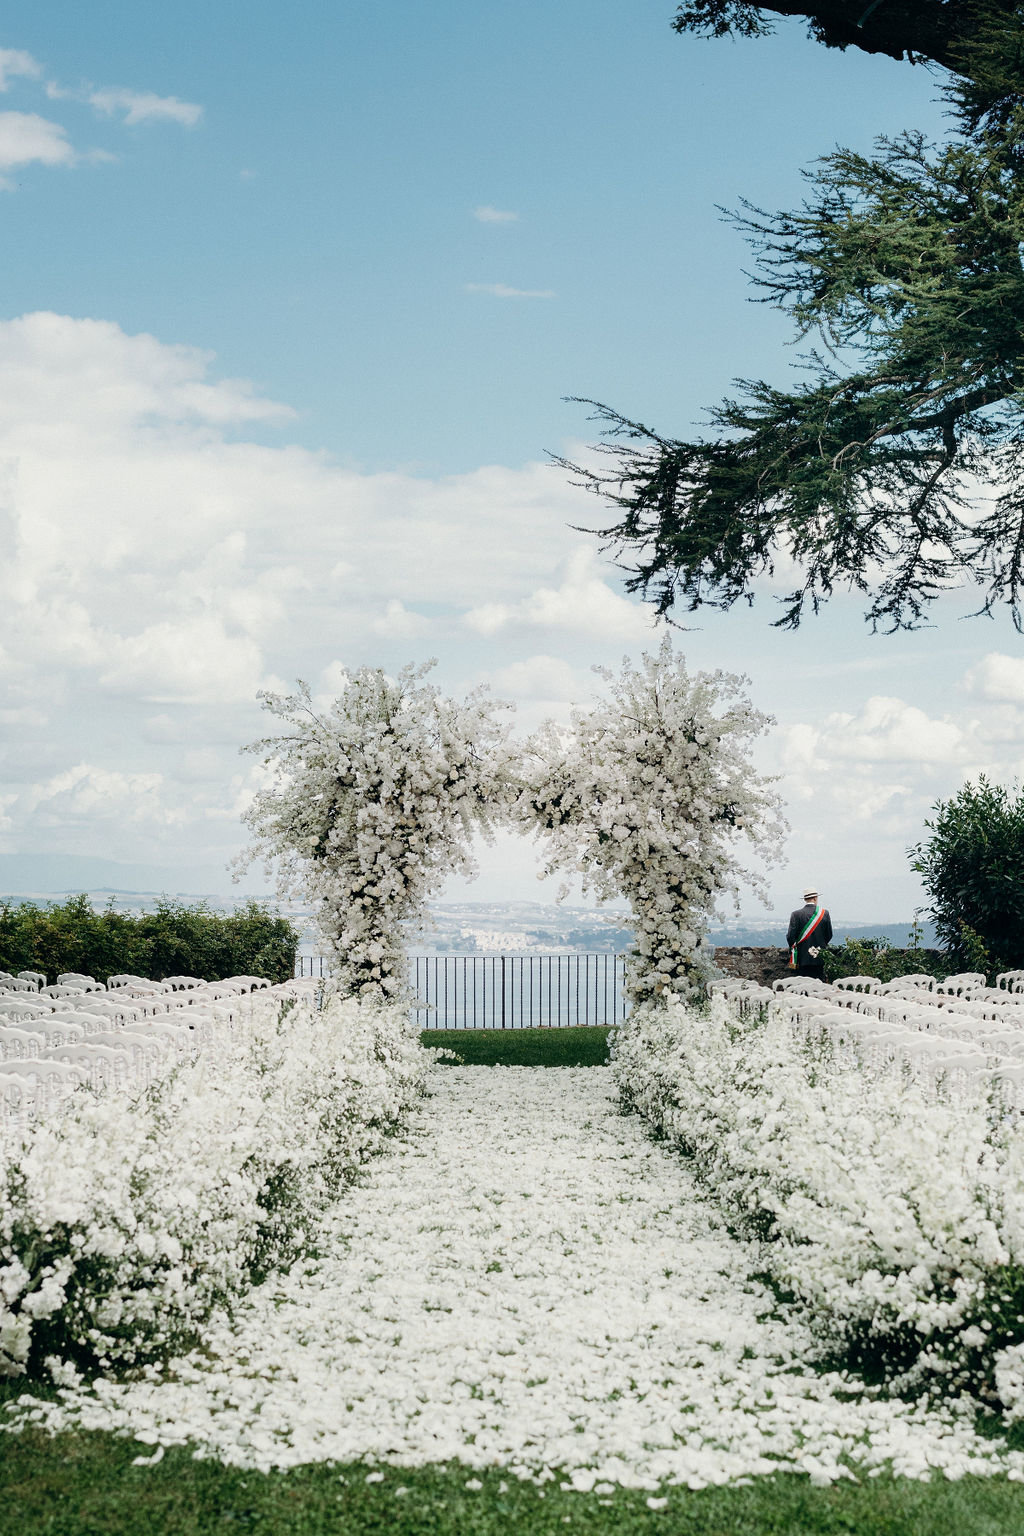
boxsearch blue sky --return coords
[2,3,1017,924]
[5,1,945,470]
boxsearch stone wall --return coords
[712,946,791,988]
[712,944,950,988]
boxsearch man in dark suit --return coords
[787,887,833,979]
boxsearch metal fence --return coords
[295,952,630,1029]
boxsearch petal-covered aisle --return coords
[16,1068,1024,1488]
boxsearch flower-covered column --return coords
[241,663,516,1002]
[522,638,785,1003]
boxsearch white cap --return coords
[803,887,818,901]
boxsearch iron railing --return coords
[295,952,629,1029]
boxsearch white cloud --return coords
[963,652,1024,704]
[21,764,185,829]
[0,311,292,436]
[490,655,580,702]
[0,310,656,868]
[473,205,518,223]
[371,599,430,639]
[0,110,76,173]
[774,693,989,854]
[0,49,41,92]
[0,53,201,190]
[807,696,971,766]
[465,283,555,299]
[88,88,202,127]
[465,550,656,643]
[97,618,266,706]
[4,308,1024,910]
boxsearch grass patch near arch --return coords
[421,1025,610,1067]
[4,1421,1024,1535]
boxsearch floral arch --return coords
[241,641,785,1007]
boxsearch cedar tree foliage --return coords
[559,2,1024,629]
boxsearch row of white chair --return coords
[713,974,1024,1105]
[0,978,307,1138]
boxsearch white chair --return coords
[133,1020,194,1055]
[935,973,987,996]
[16,971,46,989]
[73,998,145,1023]
[13,1018,87,1050]
[86,1032,169,1082]
[0,1070,39,1129]
[0,1057,88,1088]
[0,1027,43,1061]
[46,1044,129,1092]
[0,998,50,1022]
[45,1010,109,1036]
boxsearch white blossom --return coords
[613,992,1024,1408]
[11,1068,1024,1487]
[0,988,426,1379]
[239,663,517,1002]
[518,639,785,1002]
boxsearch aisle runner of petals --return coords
[14,1069,1024,1488]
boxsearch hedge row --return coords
[0,895,300,986]
[822,935,951,985]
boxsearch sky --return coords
[1,1,1020,926]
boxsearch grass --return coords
[4,1417,1024,1535]
[421,1025,610,1067]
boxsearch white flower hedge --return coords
[0,988,427,1381]
[613,993,1024,1415]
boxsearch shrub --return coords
[910,777,1024,973]
[0,896,299,986]
[822,931,949,985]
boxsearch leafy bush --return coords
[0,895,299,985]
[823,931,949,985]
[911,777,1024,974]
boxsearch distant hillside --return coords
[0,876,938,956]
[412,904,937,955]
[0,852,241,898]
[709,921,939,950]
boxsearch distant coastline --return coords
[0,878,937,957]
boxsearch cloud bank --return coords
[2,309,1023,916]
[0,311,654,879]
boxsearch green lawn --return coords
[421,1025,610,1067]
[4,1422,1024,1535]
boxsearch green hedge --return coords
[823,934,950,986]
[0,895,300,986]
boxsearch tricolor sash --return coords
[789,906,826,969]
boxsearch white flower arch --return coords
[241,642,785,1005]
